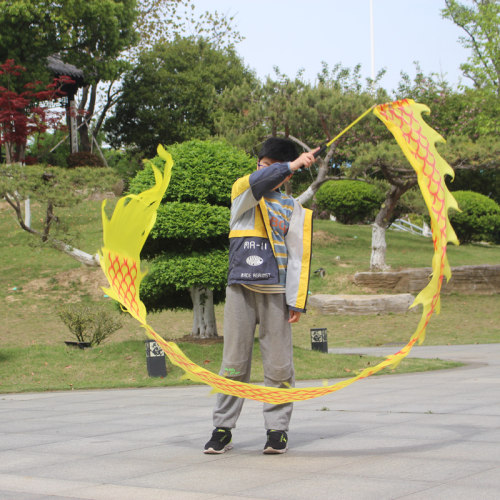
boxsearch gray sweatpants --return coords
[213,285,295,431]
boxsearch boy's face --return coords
[257,156,277,170]
[257,156,292,189]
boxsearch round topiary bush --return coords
[315,180,383,224]
[449,191,500,244]
[128,139,254,333]
[130,139,254,206]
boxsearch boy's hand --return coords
[289,148,320,172]
[288,310,301,323]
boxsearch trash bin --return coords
[145,339,167,377]
[310,328,328,353]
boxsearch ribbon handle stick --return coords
[313,104,376,158]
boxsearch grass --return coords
[1,197,499,393]
[0,340,461,394]
[310,222,499,294]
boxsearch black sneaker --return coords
[203,427,233,454]
[263,429,288,454]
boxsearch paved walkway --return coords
[1,344,499,499]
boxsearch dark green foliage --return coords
[129,139,254,311]
[103,148,143,189]
[105,37,253,154]
[67,152,104,168]
[315,180,384,224]
[140,250,229,311]
[0,1,139,89]
[449,191,500,244]
[449,169,500,205]
[143,202,230,257]
[27,130,70,167]
[129,139,254,206]
[440,135,500,203]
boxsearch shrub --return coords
[315,180,383,224]
[67,152,104,168]
[24,155,39,165]
[104,148,143,189]
[127,139,254,313]
[140,249,229,311]
[449,191,500,244]
[28,129,70,167]
[57,303,122,346]
[129,139,254,206]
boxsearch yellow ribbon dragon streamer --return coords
[100,100,459,404]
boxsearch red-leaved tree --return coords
[0,59,70,164]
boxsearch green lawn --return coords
[0,340,461,394]
[0,197,498,393]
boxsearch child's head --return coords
[258,138,298,164]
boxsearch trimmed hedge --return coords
[128,139,253,311]
[140,250,229,311]
[143,202,230,256]
[449,191,500,244]
[129,139,254,206]
[315,180,383,224]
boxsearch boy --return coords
[204,138,317,455]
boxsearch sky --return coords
[194,0,470,93]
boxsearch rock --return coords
[308,293,417,315]
[353,265,500,294]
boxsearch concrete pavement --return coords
[1,344,499,499]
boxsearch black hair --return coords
[258,137,299,162]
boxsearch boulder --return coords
[353,265,500,294]
[308,293,417,315]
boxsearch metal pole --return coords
[370,0,375,81]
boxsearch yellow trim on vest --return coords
[229,203,268,239]
[229,228,266,238]
[259,198,276,255]
[296,208,313,309]
[231,175,251,201]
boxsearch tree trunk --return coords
[15,142,26,164]
[370,222,390,271]
[189,286,218,338]
[77,84,97,153]
[370,182,415,271]
[4,141,13,164]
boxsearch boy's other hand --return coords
[288,310,301,323]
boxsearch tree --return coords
[105,38,254,154]
[216,63,388,205]
[216,62,499,271]
[59,0,140,152]
[439,134,500,203]
[0,1,63,87]
[0,1,244,154]
[128,140,254,338]
[355,65,500,270]
[442,0,500,134]
[88,0,244,149]
[0,59,67,164]
[352,141,420,270]
[0,163,119,265]
[134,0,243,54]
[443,0,500,92]
[0,0,140,151]
[216,64,405,270]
